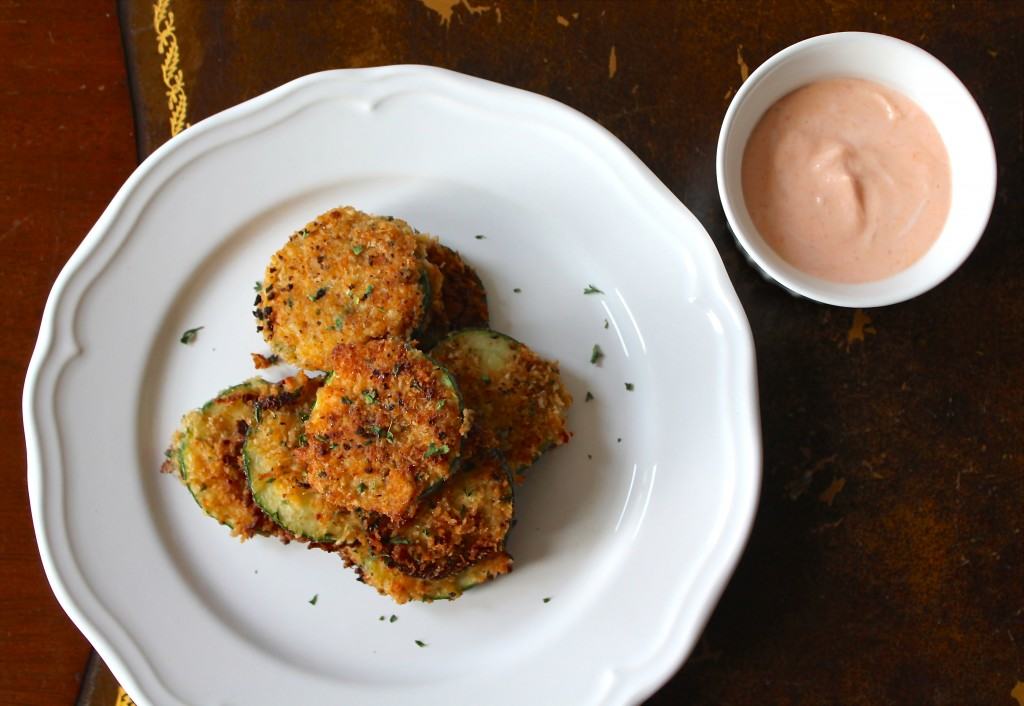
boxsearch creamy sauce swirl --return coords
[742,78,951,283]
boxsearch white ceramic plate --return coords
[25,66,760,706]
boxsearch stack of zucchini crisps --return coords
[163,207,572,603]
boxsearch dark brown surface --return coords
[0,2,136,705]
[3,1,1021,704]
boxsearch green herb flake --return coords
[435,399,446,410]
[481,374,491,384]
[379,615,385,621]
[342,396,354,405]
[254,281,262,292]
[617,437,622,443]
[309,594,318,606]
[389,614,398,623]
[604,318,610,329]
[308,286,328,302]
[369,424,395,444]
[590,344,604,365]
[424,442,450,459]
[297,433,308,447]
[474,234,486,240]
[389,537,412,545]
[362,389,378,405]
[625,382,634,391]
[513,287,522,293]
[415,639,427,648]
[357,482,367,494]
[361,284,374,301]
[179,326,204,345]
[543,597,552,603]
[583,284,604,295]
[331,316,344,331]
[299,228,310,238]
[585,391,594,402]
[351,244,365,255]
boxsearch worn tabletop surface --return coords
[2,1,1021,704]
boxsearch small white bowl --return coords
[716,32,996,307]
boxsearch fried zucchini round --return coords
[364,456,514,579]
[243,373,362,544]
[255,207,431,371]
[342,543,512,604]
[300,338,467,521]
[431,329,572,474]
[419,239,489,347]
[163,378,282,539]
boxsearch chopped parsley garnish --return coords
[362,389,378,404]
[583,284,604,295]
[617,437,622,443]
[361,284,374,301]
[342,396,354,405]
[389,614,398,623]
[389,537,412,545]
[590,344,604,365]
[379,615,385,621]
[604,318,609,329]
[474,234,486,240]
[415,639,427,647]
[543,597,552,603]
[331,316,344,330]
[435,399,446,410]
[308,286,328,301]
[254,280,262,292]
[513,287,522,293]
[424,442,450,459]
[585,391,594,402]
[179,326,204,345]
[351,244,365,255]
[308,594,318,605]
[481,374,491,384]
[369,424,395,444]
[297,433,308,447]
[357,482,367,494]
[299,228,310,238]
[625,382,634,391]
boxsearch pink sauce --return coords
[741,78,951,283]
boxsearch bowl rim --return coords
[716,31,997,308]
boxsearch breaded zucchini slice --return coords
[431,329,572,474]
[343,543,512,604]
[255,206,432,371]
[162,378,282,539]
[300,338,467,521]
[242,373,362,544]
[418,238,489,347]
[364,455,514,579]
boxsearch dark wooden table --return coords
[2,2,1021,705]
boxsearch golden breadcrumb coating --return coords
[343,543,512,604]
[255,207,431,371]
[301,338,466,520]
[163,378,284,539]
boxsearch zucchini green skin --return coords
[430,328,572,474]
[242,375,362,544]
[167,377,282,539]
[343,543,512,604]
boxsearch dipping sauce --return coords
[742,78,951,283]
